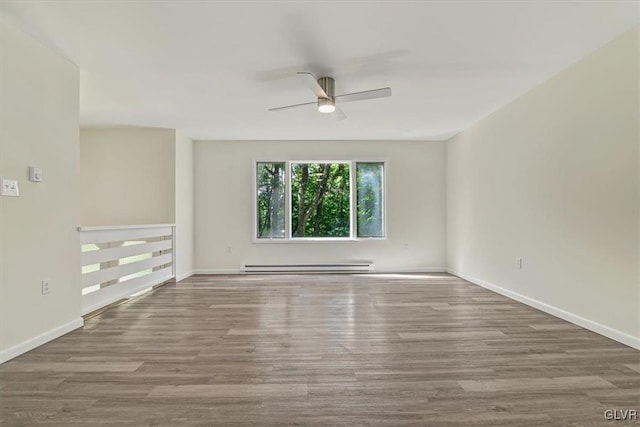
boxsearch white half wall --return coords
[194,140,446,273]
[175,131,194,280]
[0,20,82,361]
[80,127,176,225]
[446,29,640,346]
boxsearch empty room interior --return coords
[0,1,639,425]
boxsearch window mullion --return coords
[350,161,356,239]
[285,161,291,240]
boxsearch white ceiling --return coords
[1,1,638,141]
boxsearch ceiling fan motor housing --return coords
[318,77,335,100]
[317,77,336,112]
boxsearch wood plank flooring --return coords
[1,273,638,426]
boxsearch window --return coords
[256,162,285,238]
[357,162,385,238]
[291,163,350,238]
[255,161,385,240]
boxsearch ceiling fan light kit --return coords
[268,72,391,120]
[318,98,336,114]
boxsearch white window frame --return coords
[355,161,386,239]
[253,160,288,241]
[253,159,387,243]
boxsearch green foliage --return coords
[291,163,350,238]
[256,162,285,238]
[356,163,384,237]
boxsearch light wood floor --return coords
[1,274,638,426]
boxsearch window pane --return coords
[291,163,350,238]
[256,162,285,238]
[357,162,384,237]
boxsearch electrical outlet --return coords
[41,279,50,295]
[227,246,233,254]
[516,258,523,269]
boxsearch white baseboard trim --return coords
[194,269,242,275]
[448,269,640,350]
[175,271,195,282]
[372,267,447,273]
[0,317,84,364]
[194,267,447,275]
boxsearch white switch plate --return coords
[0,178,19,196]
[29,166,42,182]
[42,279,50,295]
[516,258,523,269]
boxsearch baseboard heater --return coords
[243,263,374,274]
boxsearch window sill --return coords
[253,237,387,244]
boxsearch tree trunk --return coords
[307,165,332,235]
[313,201,324,236]
[296,164,309,236]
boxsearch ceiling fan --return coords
[268,72,391,120]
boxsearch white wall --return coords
[447,29,639,347]
[80,128,176,226]
[0,20,82,361]
[195,140,446,273]
[175,131,194,280]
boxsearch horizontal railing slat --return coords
[81,240,172,266]
[80,226,173,245]
[82,253,172,288]
[81,267,173,315]
[78,224,175,232]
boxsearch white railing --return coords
[78,224,175,315]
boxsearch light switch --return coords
[42,279,50,295]
[0,178,19,197]
[29,166,42,182]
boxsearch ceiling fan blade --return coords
[335,87,391,103]
[297,72,329,98]
[268,100,317,112]
[331,106,347,121]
